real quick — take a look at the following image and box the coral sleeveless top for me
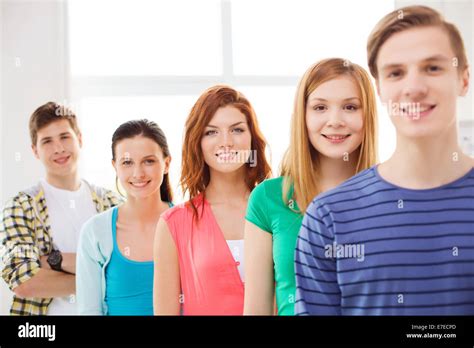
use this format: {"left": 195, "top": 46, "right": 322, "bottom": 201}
{"left": 161, "top": 194, "right": 244, "bottom": 315}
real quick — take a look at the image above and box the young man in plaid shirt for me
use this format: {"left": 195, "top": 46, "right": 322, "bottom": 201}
{"left": 0, "top": 102, "right": 122, "bottom": 315}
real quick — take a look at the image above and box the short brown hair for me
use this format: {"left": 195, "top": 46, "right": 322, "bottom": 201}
{"left": 29, "top": 102, "right": 81, "bottom": 145}
{"left": 367, "top": 5, "right": 468, "bottom": 79}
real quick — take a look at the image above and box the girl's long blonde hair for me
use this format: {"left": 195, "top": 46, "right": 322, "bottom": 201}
{"left": 280, "top": 58, "right": 378, "bottom": 213}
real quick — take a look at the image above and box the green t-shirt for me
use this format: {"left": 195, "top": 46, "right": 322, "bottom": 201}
{"left": 245, "top": 176, "right": 303, "bottom": 316}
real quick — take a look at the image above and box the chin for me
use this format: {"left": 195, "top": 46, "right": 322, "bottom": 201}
{"left": 209, "top": 163, "right": 246, "bottom": 174}
{"left": 128, "top": 184, "right": 158, "bottom": 194}
{"left": 398, "top": 124, "right": 445, "bottom": 139}
{"left": 51, "top": 167, "right": 75, "bottom": 177}
{"left": 323, "top": 152, "right": 352, "bottom": 160}
{"left": 126, "top": 191, "right": 152, "bottom": 199}
{"left": 317, "top": 146, "right": 355, "bottom": 160}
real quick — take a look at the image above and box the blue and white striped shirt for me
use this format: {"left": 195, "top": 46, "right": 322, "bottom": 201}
{"left": 295, "top": 165, "right": 474, "bottom": 315}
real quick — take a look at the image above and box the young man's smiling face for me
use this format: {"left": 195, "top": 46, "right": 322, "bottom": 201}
{"left": 376, "top": 26, "right": 469, "bottom": 139}
{"left": 32, "top": 119, "right": 82, "bottom": 178}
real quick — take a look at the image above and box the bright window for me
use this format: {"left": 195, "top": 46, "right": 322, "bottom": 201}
{"left": 232, "top": 0, "right": 395, "bottom": 76}
{"left": 68, "top": 0, "right": 396, "bottom": 199}
{"left": 69, "top": 0, "right": 222, "bottom": 76}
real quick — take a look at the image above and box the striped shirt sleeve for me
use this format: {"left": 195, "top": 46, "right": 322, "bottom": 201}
{"left": 294, "top": 201, "right": 341, "bottom": 315}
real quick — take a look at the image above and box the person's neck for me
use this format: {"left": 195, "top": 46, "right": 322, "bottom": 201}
{"left": 121, "top": 192, "right": 166, "bottom": 224}
{"left": 380, "top": 127, "right": 473, "bottom": 189}
{"left": 318, "top": 150, "right": 359, "bottom": 192}
{"left": 45, "top": 172, "right": 81, "bottom": 191}
{"left": 205, "top": 168, "right": 250, "bottom": 205}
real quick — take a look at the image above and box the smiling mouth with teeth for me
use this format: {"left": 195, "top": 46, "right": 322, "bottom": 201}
{"left": 322, "top": 134, "right": 351, "bottom": 140}
{"left": 53, "top": 155, "right": 71, "bottom": 164}
{"left": 129, "top": 180, "right": 151, "bottom": 187}
{"left": 215, "top": 151, "right": 239, "bottom": 157}
{"left": 400, "top": 104, "right": 436, "bottom": 117}
{"left": 215, "top": 151, "right": 239, "bottom": 161}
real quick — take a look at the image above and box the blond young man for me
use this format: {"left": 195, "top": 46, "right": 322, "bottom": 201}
{"left": 295, "top": 5, "right": 473, "bottom": 315}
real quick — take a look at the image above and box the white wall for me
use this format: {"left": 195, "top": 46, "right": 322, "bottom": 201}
{"left": 0, "top": 0, "right": 5, "bottom": 315}
{"left": 1, "top": 0, "right": 68, "bottom": 204}
{"left": 0, "top": 0, "right": 68, "bottom": 314}
{"left": 0, "top": 0, "right": 3, "bottom": 210}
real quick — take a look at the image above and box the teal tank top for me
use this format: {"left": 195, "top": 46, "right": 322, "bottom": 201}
{"left": 104, "top": 206, "right": 154, "bottom": 316}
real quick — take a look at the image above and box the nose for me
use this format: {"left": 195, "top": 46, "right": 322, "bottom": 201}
{"left": 401, "top": 69, "right": 428, "bottom": 101}
{"left": 219, "top": 131, "right": 233, "bottom": 149}
{"left": 326, "top": 109, "right": 345, "bottom": 128}
{"left": 132, "top": 164, "right": 145, "bottom": 178}
{"left": 52, "top": 139, "right": 65, "bottom": 154}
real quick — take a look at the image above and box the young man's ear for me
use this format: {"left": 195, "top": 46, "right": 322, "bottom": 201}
{"left": 77, "top": 132, "right": 83, "bottom": 148}
{"left": 31, "top": 144, "right": 40, "bottom": 159}
{"left": 459, "top": 67, "right": 470, "bottom": 96}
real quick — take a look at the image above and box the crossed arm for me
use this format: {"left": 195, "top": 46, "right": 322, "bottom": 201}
{"left": 1, "top": 199, "right": 76, "bottom": 299}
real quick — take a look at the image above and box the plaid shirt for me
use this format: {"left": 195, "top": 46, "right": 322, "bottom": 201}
{"left": 0, "top": 181, "right": 122, "bottom": 315}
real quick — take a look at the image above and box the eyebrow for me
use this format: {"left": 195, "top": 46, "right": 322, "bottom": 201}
{"left": 119, "top": 154, "right": 157, "bottom": 161}
{"left": 424, "top": 55, "right": 450, "bottom": 63}
{"left": 40, "top": 132, "right": 71, "bottom": 142}
{"left": 380, "top": 55, "right": 450, "bottom": 71}
{"left": 206, "top": 121, "right": 245, "bottom": 129}
{"left": 309, "top": 97, "right": 361, "bottom": 102}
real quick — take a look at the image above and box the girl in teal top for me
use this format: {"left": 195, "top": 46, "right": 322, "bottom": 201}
{"left": 245, "top": 177, "right": 302, "bottom": 315}
{"left": 105, "top": 206, "right": 154, "bottom": 315}
{"left": 244, "top": 58, "right": 378, "bottom": 315}
{"left": 77, "top": 119, "right": 173, "bottom": 315}
{"left": 105, "top": 202, "right": 173, "bottom": 315}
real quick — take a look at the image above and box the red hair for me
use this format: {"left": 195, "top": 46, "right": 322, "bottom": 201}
{"left": 180, "top": 85, "right": 272, "bottom": 219}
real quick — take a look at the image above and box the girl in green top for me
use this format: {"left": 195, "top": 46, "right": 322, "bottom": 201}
{"left": 244, "top": 58, "right": 378, "bottom": 315}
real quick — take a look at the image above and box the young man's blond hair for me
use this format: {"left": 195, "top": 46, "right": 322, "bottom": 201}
{"left": 367, "top": 5, "right": 468, "bottom": 79}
